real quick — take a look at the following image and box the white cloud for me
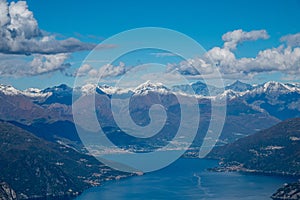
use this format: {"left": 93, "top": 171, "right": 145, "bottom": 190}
{"left": 0, "top": 0, "right": 97, "bottom": 55}
{"left": 29, "top": 53, "right": 71, "bottom": 75}
{"left": 0, "top": 0, "right": 11, "bottom": 27}
{"left": 75, "top": 64, "right": 93, "bottom": 77}
{"left": 280, "top": 33, "right": 300, "bottom": 47}
{"left": 240, "top": 46, "right": 300, "bottom": 75}
{"left": 8, "top": 1, "right": 40, "bottom": 39}
{"left": 0, "top": 53, "right": 71, "bottom": 76}
{"left": 70, "top": 62, "right": 128, "bottom": 79}
{"left": 222, "top": 29, "right": 269, "bottom": 50}
{"left": 167, "top": 30, "right": 300, "bottom": 80}
{"left": 98, "top": 62, "right": 127, "bottom": 78}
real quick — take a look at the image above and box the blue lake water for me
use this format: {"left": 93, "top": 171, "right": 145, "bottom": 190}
{"left": 76, "top": 158, "right": 297, "bottom": 200}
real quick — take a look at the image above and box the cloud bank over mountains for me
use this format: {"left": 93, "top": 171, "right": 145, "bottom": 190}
{"left": 168, "top": 30, "right": 300, "bottom": 80}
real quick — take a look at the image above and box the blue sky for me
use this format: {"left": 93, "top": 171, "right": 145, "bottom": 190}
{"left": 25, "top": 0, "right": 300, "bottom": 50}
{"left": 1, "top": 0, "right": 300, "bottom": 89}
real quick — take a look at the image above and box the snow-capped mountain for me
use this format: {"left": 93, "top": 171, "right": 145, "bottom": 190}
{"left": 41, "top": 84, "right": 73, "bottom": 105}
{"left": 216, "top": 89, "right": 242, "bottom": 100}
{"left": 172, "top": 81, "right": 222, "bottom": 96}
{"left": 225, "top": 80, "right": 253, "bottom": 92}
{"left": 239, "top": 81, "right": 300, "bottom": 120}
{"left": 0, "top": 84, "right": 23, "bottom": 96}
{"left": 213, "top": 81, "right": 300, "bottom": 101}
{"left": 133, "top": 81, "right": 170, "bottom": 95}
{"left": 2, "top": 80, "right": 300, "bottom": 100}
{"left": 248, "top": 81, "right": 300, "bottom": 95}
{"left": 0, "top": 84, "right": 51, "bottom": 98}
{"left": 78, "top": 83, "right": 98, "bottom": 95}
{"left": 1, "top": 80, "right": 299, "bottom": 144}
{"left": 75, "top": 83, "right": 118, "bottom": 96}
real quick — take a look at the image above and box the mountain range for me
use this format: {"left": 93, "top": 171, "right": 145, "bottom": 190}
{"left": 1, "top": 80, "right": 299, "bottom": 147}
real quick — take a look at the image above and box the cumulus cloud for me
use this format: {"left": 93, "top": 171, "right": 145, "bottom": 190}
{"left": 87, "top": 62, "right": 127, "bottom": 79}
{"left": 98, "top": 62, "right": 127, "bottom": 78}
{"left": 166, "top": 56, "right": 215, "bottom": 76}
{"left": 167, "top": 30, "right": 300, "bottom": 79}
{"left": 73, "top": 64, "right": 93, "bottom": 77}
{"left": 0, "top": 0, "right": 98, "bottom": 55}
{"left": 0, "top": 53, "right": 71, "bottom": 76}
{"left": 68, "top": 62, "right": 128, "bottom": 79}
{"left": 280, "top": 33, "right": 300, "bottom": 47}
{"left": 222, "top": 29, "right": 269, "bottom": 50}
{"left": 29, "top": 53, "right": 71, "bottom": 75}
{"left": 209, "top": 45, "right": 300, "bottom": 76}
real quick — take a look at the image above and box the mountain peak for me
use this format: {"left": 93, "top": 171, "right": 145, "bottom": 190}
{"left": 43, "top": 84, "right": 72, "bottom": 93}
{"left": 225, "top": 80, "right": 253, "bottom": 92}
{"left": 260, "top": 81, "right": 295, "bottom": 93}
{"left": 98, "top": 84, "right": 123, "bottom": 95}
{"left": 191, "top": 81, "right": 207, "bottom": 86}
{"left": 79, "top": 83, "right": 98, "bottom": 95}
{"left": 0, "top": 84, "right": 51, "bottom": 98}
{"left": 0, "top": 84, "right": 21, "bottom": 96}
{"left": 134, "top": 81, "right": 170, "bottom": 95}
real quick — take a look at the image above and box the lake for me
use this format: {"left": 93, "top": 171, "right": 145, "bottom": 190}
{"left": 76, "top": 158, "right": 297, "bottom": 200}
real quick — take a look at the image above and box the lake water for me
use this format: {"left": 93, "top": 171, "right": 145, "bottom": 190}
{"left": 76, "top": 158, "right": 297, "bottom": 200}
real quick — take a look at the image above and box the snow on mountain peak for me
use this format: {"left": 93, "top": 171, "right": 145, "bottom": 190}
{"left": 0, "top": 84, "right": 22, "bottom": 96}
{"left": 225, "top": 80, "right": 253, "bottom": 92}
{"left": 98, "top": 84, "right": 126, "bottom": 95}
{"left": 23, "top": 88, "right": 52, "bottom": 98}
{"left": 133, "top": 81, "right": 170, "bottom": 95}
{"left": 216, "top": 89, "right": 240, "bottom": 100}
{"left": 244, "top": 81, "right": 300, "bottom": 98}
{"left": 78, "top": 83, "right": 130, "bottom": 96}
{"left": 1, "top": 80, "right": 300, "bottom": 99}
{"left": 80, "top": 83, "right": 98, "bottom": 95}
{"left": 0, "top": 84, "right": 51, "bottom": 98}
{"left": 262, "top": 81, "right": 296, "bottom": 93}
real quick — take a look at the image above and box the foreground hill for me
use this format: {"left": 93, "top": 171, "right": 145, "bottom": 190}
{"left": 207, "top": 118, "right": 300, "bottom": 200}
{"left": 0, "top": 121, "right": 134, "bottom": 200}
{"left": 208, "top": 118, "right": 300, "bottom": 176}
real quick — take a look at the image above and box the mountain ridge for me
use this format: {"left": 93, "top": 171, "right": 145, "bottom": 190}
{"left": 2, "top": 80, "right": 300, "bottom": 99}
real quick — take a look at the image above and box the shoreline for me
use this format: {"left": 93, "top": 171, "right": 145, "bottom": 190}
{"left": 208, "top": 164, "right": 300, "bottom": 178}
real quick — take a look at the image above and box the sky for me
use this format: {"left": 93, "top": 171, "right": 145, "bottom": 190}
{"left": 1, "top": 0, "right": 300, "bottom": 89}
